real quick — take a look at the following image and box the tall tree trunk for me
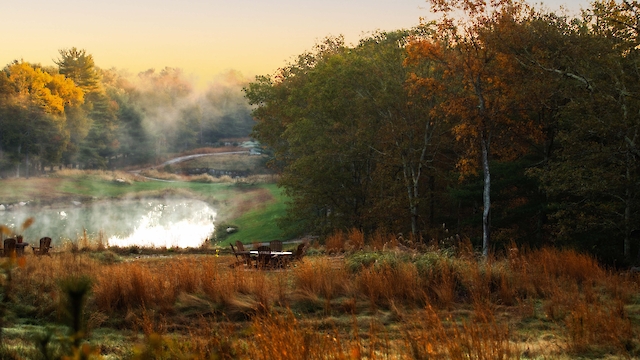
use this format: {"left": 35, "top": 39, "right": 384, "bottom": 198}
{"left": 624, "top": 151, "right": 632, "bottom": 262}
{"left": 481, "top": 132, "right": 491, "bottom": 257}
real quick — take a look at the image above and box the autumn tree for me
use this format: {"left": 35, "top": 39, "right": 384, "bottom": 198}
{"left": 0, "top": 61, "right": 83, "bottom": 176}
{"left": 408, "top": 0, "right": 543, "bottom": 255}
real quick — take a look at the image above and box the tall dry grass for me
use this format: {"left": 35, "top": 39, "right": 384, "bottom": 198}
{"left": 324, "top": 230, "right": 346, "bottom": 254}
{"left": 404, "top": 304, "right": 517, "bottom": 359}
{"left": 354, "top": 261, "right": 424, "bottom": 310}
{"left": 52, "top": 168, "right": 140, "bottom": 183}
{"left": 2, "top": 241, "right": 639, "bottom": 358}
{"left": 138, "top": 169, "right": 183, "bottom": 181}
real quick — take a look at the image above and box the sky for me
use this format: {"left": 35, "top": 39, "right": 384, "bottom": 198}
{"left": 2, "top": 0, "right": 592, "bottom": 86}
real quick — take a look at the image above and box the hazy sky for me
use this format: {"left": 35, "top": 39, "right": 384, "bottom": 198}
{"left": 3, "top": 0, "right": 591, "bottom": 85}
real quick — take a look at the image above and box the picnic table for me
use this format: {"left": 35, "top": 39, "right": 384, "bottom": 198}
{"left": 243, "top": 250, "right": 293, "bottom": 256}
{"left": 235, "top": 249, "right": 293, "bottom": 269}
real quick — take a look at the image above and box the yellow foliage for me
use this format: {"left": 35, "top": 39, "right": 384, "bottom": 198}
{"left": 6, "top": 61, "right": 84, "bottom": 114}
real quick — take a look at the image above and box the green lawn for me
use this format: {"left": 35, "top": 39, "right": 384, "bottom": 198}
{"left": 220, "top": 183, "right": 289, "bottom": 245}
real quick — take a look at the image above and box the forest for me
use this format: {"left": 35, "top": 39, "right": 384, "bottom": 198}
{"left": 244, "top": 0, "right": 640, "bottom": 266}
{"left": 0, "top": 49, "right": 256, "bottom": 176}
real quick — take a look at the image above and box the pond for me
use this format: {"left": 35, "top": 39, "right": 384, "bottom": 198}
{"left": 0, "top": 198, "right": 216, "bottom": 248}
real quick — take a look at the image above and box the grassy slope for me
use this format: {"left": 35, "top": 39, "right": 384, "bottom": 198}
{"left": 220, "top": 183, "right": 288, "bottom": 245}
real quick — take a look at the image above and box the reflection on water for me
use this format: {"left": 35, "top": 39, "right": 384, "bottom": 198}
{"left": 0, "top": 198, "right": 216, "bottom": 248}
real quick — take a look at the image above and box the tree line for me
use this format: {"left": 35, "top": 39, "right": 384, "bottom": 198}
{"left": 0, "top": 48, "right": 255, "bottom": 176}
{"left": 244, "top": 0, "right": 640, "bottom": 265}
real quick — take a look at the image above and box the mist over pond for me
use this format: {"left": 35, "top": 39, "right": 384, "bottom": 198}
{"left": 0, "top": 198, "right": 216, "bottom": 248}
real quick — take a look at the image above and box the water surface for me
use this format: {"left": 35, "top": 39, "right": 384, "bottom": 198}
{"left": 0, "top": 198, "right": 216, "bottom": 248}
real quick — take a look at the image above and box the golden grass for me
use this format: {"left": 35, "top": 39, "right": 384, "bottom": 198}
{"left": 138, "top": 169, "right": 184, "bottom": 181}
{"left": 404, "top": 304, "right": 517, "bottom": 359}
{"left": 52, "top": 168, "right": 141, "bottom": 183}
{"left": 2, "top": 243, "right": 639, "bottom": 359}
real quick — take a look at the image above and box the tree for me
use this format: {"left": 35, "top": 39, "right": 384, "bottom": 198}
{"left": 358, "top": 28, "right": 449, "bottom": 237}
{"left": 55, "top": 48, "right": 124, "bottom": 169}
{"left": 246, "top": 36, "right": 379, "bottom": 235}
{"left": 78, "top": 91, "right": 119, "bottom": 168}
{"left": 0, "top": 61, "right": 82, "bottom": 175}
{"left": 246, "top": 31, "right": 450, "bottom": 238}
{"left": 519, "top": 1, "right": 640, "bottom": 263}
{"left": 407, "top": 0, "right": 542, "bottom": 255}
{"left": 55, "top": 48, "right": 100, "bottom": 93}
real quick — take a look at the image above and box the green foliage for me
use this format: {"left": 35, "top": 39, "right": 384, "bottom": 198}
{"left": 243, "top": 1, "right": 640, "bottom": 264}
{"left": 55, "top": 48, "right": 100, "bottom": 93}
{"left": 246, "top": 29, "right": 445, "bottom": 238}
{"left": 345, "top": 250, "right": 452, "bottom": 275}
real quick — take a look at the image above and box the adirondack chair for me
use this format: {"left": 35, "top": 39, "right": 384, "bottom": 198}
{"left": 32, "top": 237, "right": 52, "bottom": 256}
{"left": 293, "top": 242, "right": 309, "bottom": 261}
{"left": 234, "top": 241, "right": 253, "bottom": 268}
{"left": 3, "top": 238, "right": 16, "bottom": 257}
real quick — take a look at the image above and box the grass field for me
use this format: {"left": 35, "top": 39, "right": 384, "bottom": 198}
{"left": 0, "top": 236, "right": 638, "bottom": 359}
{"left": 2, "top": 170, "right": 640, "bottom": 359}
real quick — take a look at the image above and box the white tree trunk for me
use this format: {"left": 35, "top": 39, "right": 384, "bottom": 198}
{"left": 481, "top": 134, "right": 491, "bottom": 257}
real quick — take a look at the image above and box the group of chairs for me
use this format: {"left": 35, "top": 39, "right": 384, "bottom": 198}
{"left": 230, "top": 240, "right": 308, "bottom": 269}
{"left": 0, "top": 237, "right": 52, "bottom": 257}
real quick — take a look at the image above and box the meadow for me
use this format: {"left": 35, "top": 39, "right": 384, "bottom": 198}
{"left": 0, "top": 234, "right": 639, "bottom": 359}
{"left": 1, "top": 170, "right": 639, "bottom": 359}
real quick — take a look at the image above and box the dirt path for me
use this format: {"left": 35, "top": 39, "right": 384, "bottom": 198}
{"left": 159, "top": 151, "right": 249, "bottom": 166}
{"left": 129, "top": 150, "right": 250, "bottom": 182}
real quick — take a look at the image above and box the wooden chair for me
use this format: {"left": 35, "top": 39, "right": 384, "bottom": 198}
{"left": 256, "top": 245, "right": 272, "bottom": 269}
{"left": 3, "top": 238, "right": 16, "bottom": 258}
{"left": 32, "top": 237, "right": 52, "bottom": 256}
{"left": 230, "top": 244, "right": 252, "bottom": 268}
{"left": 230, "top": 244, "right": 242, "bottom": 268}
{"left": 234, "top": 241, "right": 253, "bottom": 268}
{"left": 293, "top": 242, "right": 309, "bottom": 261}
{"left": 269, "top": 240, "right": 283, "bottom": 252}
{"left": 273, "top": 242, "right": 308, "bottom": 269}
{"left": 235, "top": 241, "right": 246, "bottom": 252}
